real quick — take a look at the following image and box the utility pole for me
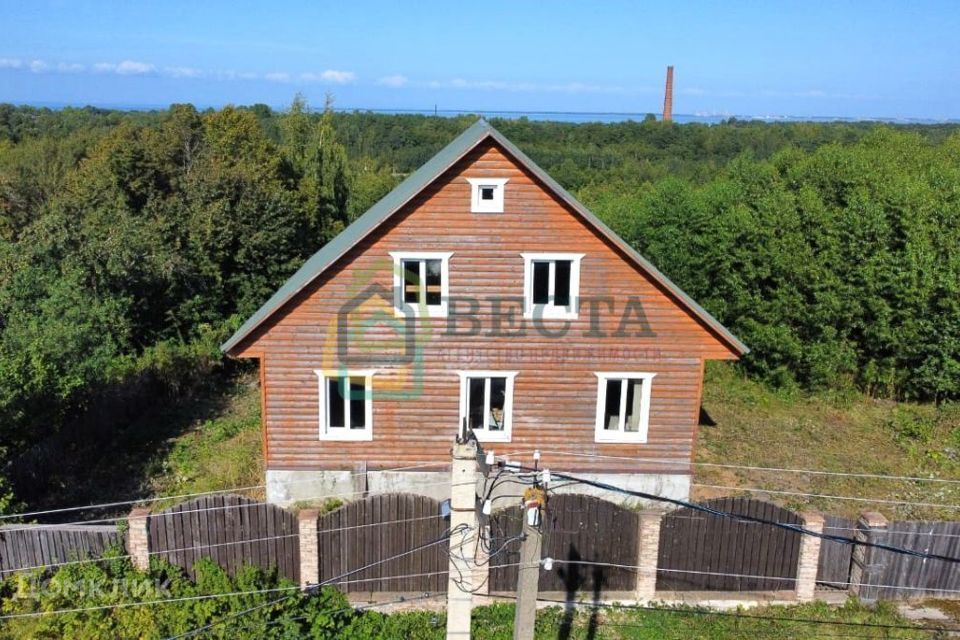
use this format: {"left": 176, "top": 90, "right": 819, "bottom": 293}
{"left": 446, "top": 435, "right": 480, "bottom": 640}
{"left": 513, "top": 485, "right": 545, "bottom": 640}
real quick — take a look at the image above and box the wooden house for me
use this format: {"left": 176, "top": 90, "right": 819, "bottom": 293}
{"left": 222, "top": 120, "right": 747, "bottom": 505}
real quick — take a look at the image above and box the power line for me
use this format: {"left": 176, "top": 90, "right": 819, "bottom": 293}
{"left": 509, "top": 465, "right": 960, "bottom": 564}
{"left": 543, "top": 449, "right": 960, "bottom": 485}
{"left": 692, "top": 483, "right": 960, "bottom": 510}
{"left": 0, "top": 458, "right": 457, "bottom": 522}
{"left": 0, "top": 511, "right": 448, "bottom": 575}
{"left": 0, "top": 478, "right": 475, "bottom": 533}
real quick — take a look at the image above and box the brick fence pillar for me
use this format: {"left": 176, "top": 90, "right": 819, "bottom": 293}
{"left": 126, "top": 507, "right": 151, "bottom": 571}
{"left": 635, "top": 510, "right": 664, "bottom": 602}
{"left": 795, "top": 511, "right": 824, "bottom": 602}
{"left": 298, "top": 509, "right": 320, "bottom": 590}
{"left": 849, "top": 511, "right": 888, "bottom": 602}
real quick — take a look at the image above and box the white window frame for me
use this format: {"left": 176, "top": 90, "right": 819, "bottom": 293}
{"left": 389, "top": 251, "right": 453, "bottom": 318}
{"left": 521, "top": 252, "right": 584, "bottom": 320}
{"left": 457, "top": 370, "right": 518, "bottom": 443}
{"left": 315, "top": 369, "right": 376, "bottom": 441}
{"left": 593, "top": 372, "right": 656, "bottom": 443}
{"left": 466, "top": 178, "right": 509, "bottom": 213}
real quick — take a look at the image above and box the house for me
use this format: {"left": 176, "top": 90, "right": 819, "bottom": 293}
{"left": 221, "top": 119, "right": 747, "bottom": 506}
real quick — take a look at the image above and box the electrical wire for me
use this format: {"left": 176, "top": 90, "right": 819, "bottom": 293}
{"left": 507, "top": 465, "right": 960, "bottom": 564}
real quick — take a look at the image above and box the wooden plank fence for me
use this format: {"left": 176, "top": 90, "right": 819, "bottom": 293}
{"left": 148, "top": 494, "right": 299, "bottom": 582}
{"left": 816, "top": 515, "right": 856, "bottom": 589}
{"left": 0, "top": 524, "right": 122, "bottom": 575}
{"left": 317, "top": 493, "right": 448, "bottom": 593}
{"left": 657, "top": 497, "right": 803, "bottom": 591}
{"left": 3, "top": 492, "right": 960, "bottom": 604}
{"left": 866, "top": 521, "right": 960, "bottom": 600}
{"left": 489, "top": 493, "right": 639, "bottom": 594}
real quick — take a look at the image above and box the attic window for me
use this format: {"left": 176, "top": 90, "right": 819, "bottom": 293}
{"left": 467, "top": 178, "right": 508, "bottom": 213}
{"left": 521, "top": 252, "right": 584, "bottom": 320}
{"left": 389, "top": 251, "right": 453, "bottom": 317}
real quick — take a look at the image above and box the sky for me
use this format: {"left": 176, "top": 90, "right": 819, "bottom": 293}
{"left": 1, "top": 0, "right": 958, "bottom": 120}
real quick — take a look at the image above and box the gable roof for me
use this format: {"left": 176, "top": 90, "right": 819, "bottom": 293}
{"left": 221, "top": 119, "right": 748, "bottom": 356}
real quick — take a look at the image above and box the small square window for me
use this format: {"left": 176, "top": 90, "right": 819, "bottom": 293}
{"left": 467, "top": 178, "right": 508, "bottom": 213}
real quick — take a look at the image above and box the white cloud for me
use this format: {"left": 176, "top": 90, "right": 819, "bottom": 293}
{"left": 115, "top": 60, "right": 155, "bottom": 75}
{"left": 300, "top": 69, "right": 356, "bottom": 84}
{"left": 265, "top": 71, "right": 291, "bottom": 83}
{"left": 164, "top": 66, "right": 204, "bottom": 79}
{"left": 427, "top": 77, "right": 626, "bottom": 94}
{"left": 0, "top": 58, "right": 23, "bottom": 69}
{"left": 377, "top": 74, "right": 408, "bottom": 88}
{"left": 56, "top": 62, "right": 85, "bottom": 73}
{"left": 29, "top": 59, "right": 49, "bottom": 73}
{"left": 93, "top": 60, "right": 155, "bottom": 75}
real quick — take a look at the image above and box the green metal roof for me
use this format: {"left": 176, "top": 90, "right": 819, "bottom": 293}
{"left": 221, "top": 118, "right": 748, "bottom": 356}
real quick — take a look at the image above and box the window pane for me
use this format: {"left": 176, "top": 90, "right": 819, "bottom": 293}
{"left": 403, "top": 259, "right": 420, "bottom": 304}
{"left": 327, "top": 377, "right": 345, "bottom": 428}
{"left": 349, "top": 377, "right": 366, "bottom": 429}
{"left": 480, "top": 186, "right": 495, "bottom": 200}
{"left": 425, "top": 259, "right": 442, "bottom": 306}
{"left": 554, "top": 260, "right": 571, "bottom": 306}
{"left": 603, "top": 379, "right": 622, "bottom": 431}
{"left": 624, "top": 379, "right": 643, "bottom": 432}
{"left": 488, "top": 377, "right": 506, "bottom": 431}
{"left": 532, "top": 261, "right": 550, "bottom": 304}
{"left": 467, "top": 377, "right": 485, "bottom": 431}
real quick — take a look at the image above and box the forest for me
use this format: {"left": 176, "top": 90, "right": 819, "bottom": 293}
{"left": 0, "top": 100, "right": 958, "bottom": 510}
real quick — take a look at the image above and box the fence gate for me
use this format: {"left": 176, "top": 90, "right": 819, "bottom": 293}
{"left": 489, "top": 493, "right": 639, "bottom": 594}
{"left": 148, "top": 494, "right": 299, "bottom": 582}
{"left": 657, "top": 497, "right": 802, "bottom": 591}
{"left": 317, "top": 493, "right": 448, "bottom": 593}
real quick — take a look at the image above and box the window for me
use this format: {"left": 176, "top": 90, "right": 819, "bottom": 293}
{"left": 389, "top": 251, "right": 452, "bottom": 317}
{"left": 458, "top": 371, "right": 518, "bottom": 443}
{"left": 315, "top": 370, "right": 376, "bottom": 441}
{"left": 522, "top": 253, "right": 584, "bottom": 319}
{"left": 467, "top": 178, "right": 508, "bottom": 213}
{"left": 594, "top": 372, "right": 655, "bottom": 443}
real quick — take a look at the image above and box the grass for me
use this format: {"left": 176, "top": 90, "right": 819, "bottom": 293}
{"left": 694, "top": 363, "right": 960, "bottom": 519}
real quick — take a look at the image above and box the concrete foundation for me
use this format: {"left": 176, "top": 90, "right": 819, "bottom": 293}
{"left": 266, "top": 468, "right": 690, "bottom": 508}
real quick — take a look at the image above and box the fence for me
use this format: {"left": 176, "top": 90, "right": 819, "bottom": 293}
{"left": 0, "top": 524, "right": 122, "bottom": 575}
{"left": 3, "top": 493, "right": 960, "bottom": 604}
{"left": 657, "top": 497, "right": 803, "bottom": 591}
{"left": 489, "top": 493, "right": 638, "bottom": 593}
{"left": 146, "top": 495, "right": 300, "bottom": 582}
{"left": 316, "top": 493, "right": 448, "bottom": 592}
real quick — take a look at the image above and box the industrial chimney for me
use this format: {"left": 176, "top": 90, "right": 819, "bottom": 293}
{"left": 662, "top": 65, "right": 674, "bottom": 122}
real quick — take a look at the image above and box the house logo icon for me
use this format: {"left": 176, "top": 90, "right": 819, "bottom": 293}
{"left": 337, "top": 282, "right": 417, "bottom": 367}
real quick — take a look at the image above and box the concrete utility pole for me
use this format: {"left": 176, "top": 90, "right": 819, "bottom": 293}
{"left": 512, "top": 491, "right": 545, "bottom": 640}
{"left": 446, "top": 439, "right": 479, "bottom": 640}
{"left": 663, "top": 65, "right": 674, "bottom": 122}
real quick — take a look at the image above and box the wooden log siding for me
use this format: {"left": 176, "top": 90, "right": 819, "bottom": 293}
{"left": 656, "top": 497, "right": 803, "bottom": 591}
{"left": 489, "top": 494, "right": 639, "bottom": 594}
{"left": 237, "top": 141, "right": 734, "bottom": 476}
{"left": 865, "top": 521, "right": 960, "bottom": 600}
{"left": 148, "top": 495, "right": 299, "bottom": 582}
{"left": 317, "top": 494, "right": 448, "bottom": 592}
{"left": 0, "top": 524, "right": 122, "bottom": 575}
{"left": 816, "top": 515, "right": 856, "bottom": 589}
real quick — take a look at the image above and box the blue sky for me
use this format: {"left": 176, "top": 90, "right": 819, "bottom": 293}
{"left": 1, "top": 0, "right": 958, "bottom": 119}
